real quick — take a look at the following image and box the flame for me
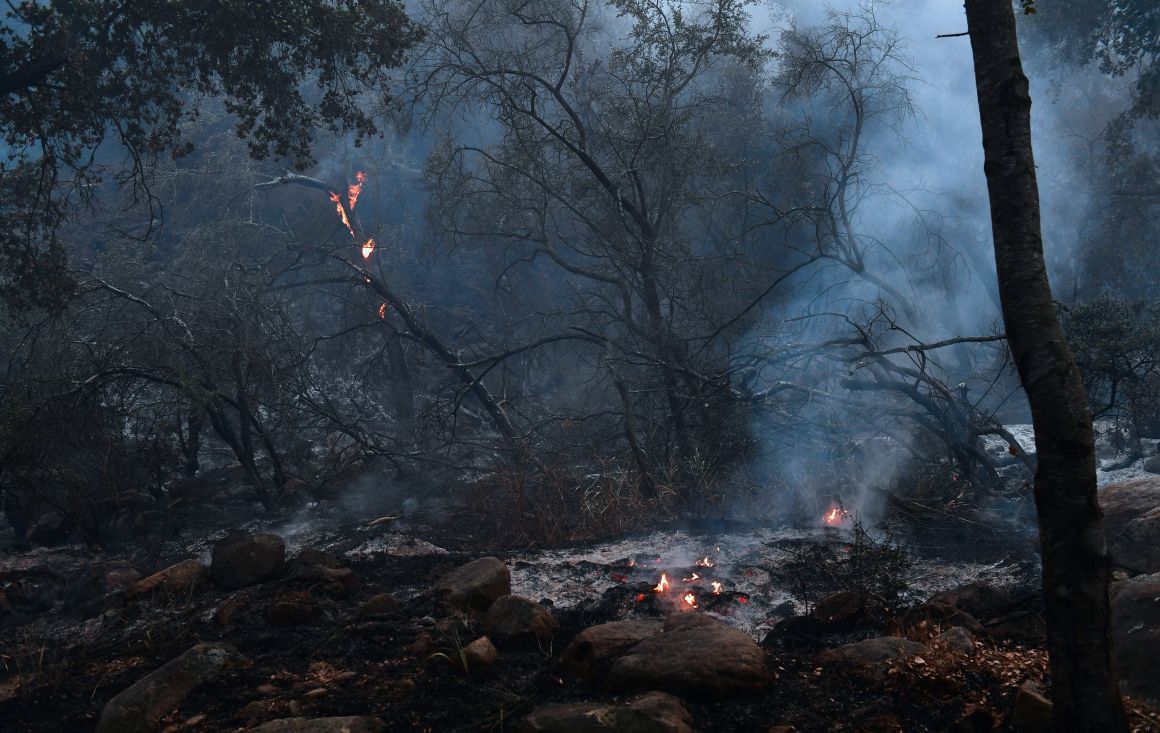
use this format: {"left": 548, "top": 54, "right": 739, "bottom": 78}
{"left": 654, "top": 573, "right": 669, "bottom": 593}
{"left": 627, "top": 559, "right": 636, "bottom": 568}
{"left": 330, "top": 192, "right": 354, "bottom": 236}
{"left": 361, "top": 238, "right": 376, "bottom": 260}
{"left": 683, "top": 593, "right": 697, "bottom": 608}
{"left": 682, "top": 572, "right": 700, "bottom": 583}
{"left": 348, "top": 170, "right": 367, "bottom": 210}
{"left": 695, "top": 557, "right": 714, "bottom": 568}
{"left": 711, "top": 580, "right": 723, "bottom": 594}
{"left": 823, "top": 506, "right": 848, "bottom": 526}
{"left": 378, "top": 303, "right": 387, "bottom": 320}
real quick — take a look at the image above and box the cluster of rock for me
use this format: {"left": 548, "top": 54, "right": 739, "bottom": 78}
{"left": 77, "top": 470, "right": 1160, "bottom": 733}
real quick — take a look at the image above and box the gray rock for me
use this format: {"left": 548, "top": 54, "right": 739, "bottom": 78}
{"left": 128, "top": 560, "right": 208, "bottom": 601}
{"left": 433, "top": 557, "right": 510, "bottom": 613}
{"left": 934, "top": 626, "right": 978, "bottom": 655}
{"left": 1011, "top": 681, "right": 1052, "bottom": 733}
{"left": 559, "top": 619, "right": 663, "bottom": 684}
{"left": 482, "top": 595, "right": 559, "bottom": 642}
{"left": 210, "top": 532, "right": 286, "bottom": 589}
{"left": 96, "top": 642, "right": 243, "bottom": 733}
{"left": 1101, "top": 478, "right": 1160, "bottom": 574}
{"left": 1111, "top": 571, "right": 1160, "bottom": 706}
{"left": 519, "top": 691, "right": 693, "bottom": 733}
{"left": 815, "top": 636, "right": 926, "bottom": 681}
{"left": 464, "top": 636, "right": 498, "bottom": 672}
{"left": 605, "top": 614, "right": 767, "bottom": 698}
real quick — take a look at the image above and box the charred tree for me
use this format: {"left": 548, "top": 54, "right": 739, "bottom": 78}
{"left": 963, "top": 1, "right": 1128, "bottom": 730}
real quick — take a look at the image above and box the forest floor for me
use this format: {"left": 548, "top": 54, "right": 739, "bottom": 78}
{"left": 2, "top": 495, "right": 1159, "bottom": 733}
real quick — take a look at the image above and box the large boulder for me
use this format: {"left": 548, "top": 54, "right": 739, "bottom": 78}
{"left": 96, "top": 642, "right": 243, "bottom": 733}
{"left": 1101, "top": 478, "right": 1160, "bottom": 574}
{"left": 519, "top": 692, "right": 693, "bottom": 733}
{"left": 560, "top": 619, "right": 663, "bottom": 684}
{"left": 815, "top": 636, "right": 926, "bottom": 681}
{"left": 128, "top": 560, "right": 208, "bottom": 601}
{"left": 210, "top": 532, "right": 287, "bottom": 589}
{"left": 604, "top": 614, "right": 767, "bottom": 699}
{"left": 433, "top": 557, "right": 510, "bottom": 613}
{"left": 251, "top": 718, "right": 384, "bottom": 733}
{"left": 482, "top": 595, "right": 559, "bottom": 642}
{"left": 1111, "top": 571, "right": 1160, "bottom": 706}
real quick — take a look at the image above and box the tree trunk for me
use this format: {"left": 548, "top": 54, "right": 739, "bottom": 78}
{"left": 963, "top": 2, "right": 1128, "bottom": 730}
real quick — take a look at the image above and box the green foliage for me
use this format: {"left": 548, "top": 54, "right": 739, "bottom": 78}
{"left": 0, "top": 0, "right": 422, "bottom": 309}
{"left": 1062, "top": 294, "right": 1160, "bottom": 434}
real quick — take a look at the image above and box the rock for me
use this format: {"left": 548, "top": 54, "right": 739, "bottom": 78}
{"left": 464, "top": 636, "right": 498, "bottom": 672}
{"left": 934, "top": 626, "right": 978, "bottom": 655}
{"left": 95, "top": 642, "right": 243, "bottom": 733}
{"left": 264, "top": 596, "right": 322, "bottom": 626}
{"left": 251, "top": 717, "right": 384, "bottom": 733}
{"left": 1111, "top": 571, "right": 1160, "bottom": 706}
{"left": 1011, "top": 681, "right": 1052, "bottom": 733}
{"left": 291, "top": 548, "right": 342, "bottom": 569}
{"left": 605, "top": 614, "right": 767, "bottom": 698}
{"left": 519, "top": 691, "right": 693, "bottom": 733}
{"left": 560, "top": 620, "right": 664, "bottom": 684}
{"left": 24, "top": 511, "right": 71, "bottom": 546}
{"left": 210, "top": 532, "right": 286, "bottom": 589}
{"left": 1101, "top": 477, "right": 1160, "bottom": 574}
{"left": 815, "top": 636, "right": 926, "bottom": 681}
{"left": 433, "top": 557, "right": 510, "bottom": 613}
{"left": 812, "top": 589, "right": 867, "bottom": 626}
{"left": 482, "top": 595, "right": 558, "bottom": 642}
{"left": 128, "top": 560, "right": 208, "bottom": 601}
{"left": 359, "top": 592, "right": 402, "bottom": 618}
{"left": 893, "top": 602, "right": 986, "bottom": 641}
{"left": 929, "top": 583, "right": 1012, "bottom": 619}
{"left": 1143, "top": 455, "right": 1160, "bottom": 474}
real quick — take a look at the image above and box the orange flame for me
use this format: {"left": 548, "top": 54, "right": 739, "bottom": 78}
{"left": 683, "top": 593, "right": 697, "bottom": 608}
{"left": 378, "top": 303, "right": 387, "bottom": 320}
{"left": 824, "top": 506, "right": 847, "bottom": 525}
{"left": 329, "top": 192, "right": 354, "bottom": 236}
{"left": 711, "top": 580, "right": 723, "bottom": 594}
{"left": 654, "top": 573, "right": 669, "bottom": 593}
{"left": 348, "top": 170, "right": 367, "bottom": 211}
{"left": 695, "top": 557, "right": 714, "bottom": 568}
{"left": 361, "top": 238, "right": 376, "bottom": 260}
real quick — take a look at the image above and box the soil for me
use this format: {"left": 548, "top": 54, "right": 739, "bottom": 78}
{"left": 2, "top": 509, "right": 1158, "bottom": 733}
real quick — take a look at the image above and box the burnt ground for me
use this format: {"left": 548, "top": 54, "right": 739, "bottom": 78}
{"left": 2, "top": 511, "right": 1159, "bottom": 733}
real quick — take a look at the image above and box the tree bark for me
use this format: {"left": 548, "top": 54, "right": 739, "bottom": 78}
{"left": 963, "top": 2, "right": 1128, "bottom": 730}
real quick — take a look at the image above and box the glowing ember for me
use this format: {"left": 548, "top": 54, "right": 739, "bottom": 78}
{"left": 683, "top": 593, "right": 697, "bottom": 607}
{"left": 362, "top": 238, "right": 376, "bottom": 260}
{"left": 635, "top": 593, "right": 646, "bottom": 603}
{"left": 711, "top": 580, "right": 723, "bottom": 594}
{"left": 378, "top": 303, "right": 387, "bottom": 320}
{"left": 654, "top": 573, "right": 669, "bottom": 593}
{"left": 626, "top": 559, "right": 636, "bottom": 567}
{"left": 695, "top": 557, "right": 714, "bottom": 568}
{"left": 737, "top": 596, "right": 748, "bottom": 604}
